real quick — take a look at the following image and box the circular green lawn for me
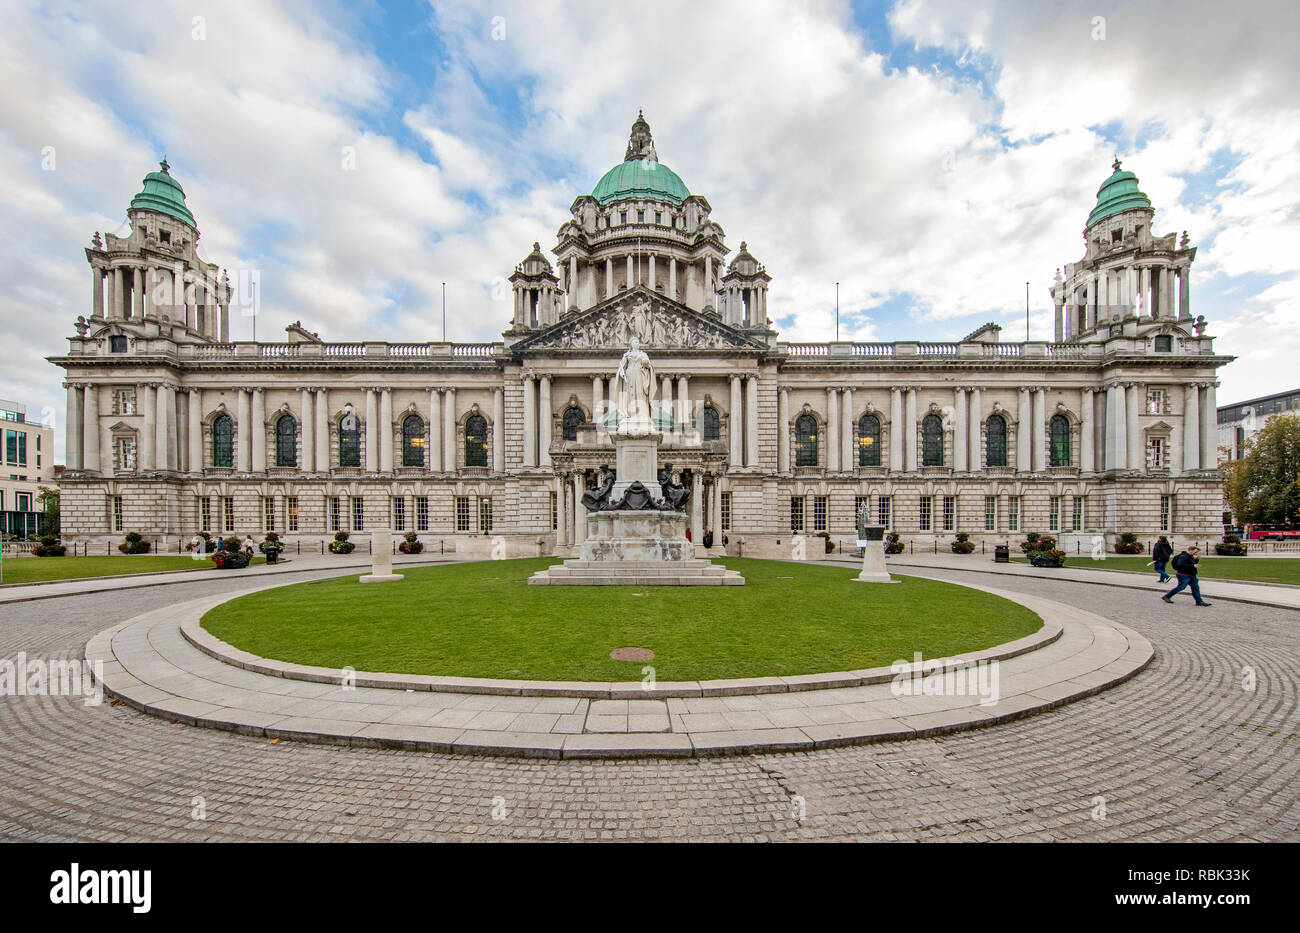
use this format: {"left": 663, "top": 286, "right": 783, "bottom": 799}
{"left": 200, "top": 557, "right": 1041, "bottom": 682}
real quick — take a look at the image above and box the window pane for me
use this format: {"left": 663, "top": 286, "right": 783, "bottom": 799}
{"left": 402, "top": 414, "right": 425, "bottom": 467}
{"left": 858, "top": 414, "right": 880, "bottom": 466}
{"left": 275, "top": 415, "right": 296, "bottom": 467}
{"left": 212, "top": 415, "right": 233, "bottom": 468}
{"left": 794, "top": 415, "right": 818, "bottom": 466}
{"left": 922, "top": 415, "right": 943, "bottom": 466}
{"left": 985, "top": 415, "right": 1006, "bottom": 467}
{"left": 1049, "top": 415, "right": 1070, "bottom": 466}
{"left": 465, "top": 415, "right": 488, "bottom": 467}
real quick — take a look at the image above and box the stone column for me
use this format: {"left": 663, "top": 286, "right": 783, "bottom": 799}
{"left": 188, "top": 389, "right": 202, "bottom": 474}
{"left": 494, "top": 387, "right": 505, "bottom": 471}
{"left": 605, "top": 258, "right": 614, "bottom": 299}
{"left": 826, "top": 388, "right": 839, "bottom": 472}
{"left": 1032, "top": 388, "right": 1047, "bottom": 472}
{"left": 65, "top": 383, "right": 83, "bottom": 471}
{"left": 745, "top": 375, "right": 759, "bottom": 467}
{"left": 729, "top": 375, "right": 743, "bottom": 467}
{"left": 648, "top": 254, "right": 656, "bottom": 291}
{"left": 1183, "top": 383, "right": 1200, "bottom": 472}
{"left": 777, "top": 387, "right": 790, "bottom": 472}
{"left": 625, "top": 254, "right": 633, "bottom": 290}
{"left": 1106, "top": 384, "right": 1127, "bottom": 471}
{"left": 568, "top": 256, "right": 578, "bottom": 309}
{"left": 968, "top": 387, "right": 981, "bottom": 469}
{"left": 110, "top": 267, "right": 123, "bottom": 320}
{"left": 159, "top": 384, "right": 176, "bottom": 470}
{"left": 379, "top": 388, "right": 393, "bottom": 472}
{"left": 954, "top": 388, "right": 968, "bottom": 472}
{"left": 890, "top": 388, "right": 903, "bottom": 471}
{"left": 428, "top": 388, "right": 442, "bottom": 471}
{"left": 364, "top": 388, "right": 378, "bottom": 472}
{"left": 1160, "top": 267, "right": 1172, "bottom": 318}
{"left": 91, "top": 267, "right": 104, "bottom": 319}
{"left": 555, "top": 476, "right": 568, "bottom": 547}
{"left": 1200, "top": 381, "right": 1217, "bottom": 468}
{"left": 572, "top": 473, "right": 587, "bottom": 547}
{"left": 711, "top": 477, "right": 723, "bottom": 541}
{"left": 904, "top": 388, "right": 917, "bottom": 472}
{"left": 1178, "top": 266, "right": 1191, "bottom": 319}
{"left": 522, "top": 375, "right": 537, "bottom": 468}
{"left": 1086, "top": 275, "right": 1097, "bottom": 331}
{"left": 690, "top": 471, "right": 703, "bottom": 544}
{"left": 1017, "top": 387, "right": 1032, "bottom": 472}
{"left": 1053, "top": 300, "right": 1064, "bottom": 342}
{"left": 140, "top": 384, "right": 157, "bottom": 471}
{"left": 300, "top": 388, "right": 314, "bottom": 473}
{"left": 315, "top": 388, "right": 329, "bottom": 472}
{"left": 705, "top": 256, "right": 713, "bottom": 302}
{"left": 841, "top": 387, "right": 854, "bottom": 471}
{"left": 592, "top": 375, "right": 604, "bottom": 428}
{"left": 252, "top": 387, "right": 266, "bottom": 472}
{"left": 661, "top": 374, "right": 673, "bottom": 429}
{"left": 1125, "top": 383, "right": 1141, "bottom": 471}
{"left": 83, "top": 385, "right": 100, "bottom": 472}
{"left": 669, "top": 257, "right": 677, "bottom": 301}
{"left": 677, "top": 374, "right": 689, "bottom": 430}
{"left": 1079, "top": 388, "right": 1094, "bottom": 472}
{"left": 443, "top": 387, "right": 456, "bottom": 472}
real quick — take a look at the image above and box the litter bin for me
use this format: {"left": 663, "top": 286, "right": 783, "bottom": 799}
{"left": 994, "top": 544, "right": 1010, "bottom": 563}
{"left": 266, "top": 548, "right": 279, "bottom": 565}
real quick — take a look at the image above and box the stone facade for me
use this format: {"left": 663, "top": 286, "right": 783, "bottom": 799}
{"left": 50, "top": 117, "right": 1232, "bottom": 555}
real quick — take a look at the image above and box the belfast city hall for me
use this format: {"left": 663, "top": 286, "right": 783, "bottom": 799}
{"left": 51, "top": 114, "right": 1231, "bottom": 557}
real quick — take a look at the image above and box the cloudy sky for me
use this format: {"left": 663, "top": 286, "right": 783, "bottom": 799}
{"left": 4, "top": 0, "right": 1298, "bottom": 461}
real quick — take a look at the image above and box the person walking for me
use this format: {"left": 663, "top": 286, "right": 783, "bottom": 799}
{"left": 1152, "top": 535, "right": 1173, "bottom": 583}
{"left": 1162, "top": 545, "right": 1211, "bottom": 607}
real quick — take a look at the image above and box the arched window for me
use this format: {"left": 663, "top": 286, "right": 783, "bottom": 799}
{"left": 858, "top": 414, "right": 881, "bottom": 466}
{"left": 212, "top": 414, "right": 233, "bottom": 468}
{"left": 985, "top": 414, "right": 1007, "bottom": 467}
{"left": 339, "top": 413, "right": 361, "bottom": 467}
{"left": 402, "top": 414, "right": 425, "bottom": 467}
{"left": 562, "top": 407, "right": 584, "bottom": 441}
{"left": 921, "top": 414, "right": 944, "bottom": 466}
{"left": 275, "top": 414, "right": 297, "bottom": 467}
{"left": 794, "top": 414, "right": 818, "bottom": 467}
{"left": 702, "top": 406, "right": 720, "bottom": 442}
{"left": 1050, "top": 414, "right": 1071, "bottom": 466}
{"left": 465, "top": 414, "right": 488, "bottom": 467}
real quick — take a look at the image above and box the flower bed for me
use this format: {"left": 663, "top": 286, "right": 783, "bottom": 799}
{"left": 329, "top": 531, "right": 355, "bottom": 555}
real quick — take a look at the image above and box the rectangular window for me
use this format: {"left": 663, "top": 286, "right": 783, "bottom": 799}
{"left": 116, "top": 389, "right": 136, "bottom": 415}
{"left": 812, "top": 495, "right": 828, "bottom": 532}
{"left": 116, "top": 436, "right": 136, "bottom": 471}
{"left": 1008, "top": 496, "right": 1020, "bottom": 533}
{"left": 111, "top": 495, "right": 123, "bottom": 532}
{"left": 1147, "top": 389, "right": 1165, "bottom": 414}
{"left": 790, "top": 496, "right": 805, "bottom": 533}
{"left": 263, "top": 496, "right": 276, "bottom": 532}
{"left": 1147, "top": 437, "right": 1169, "bottom": 471}
{"left": 351, "top": 496, "right": 364, "bottom": 532}
{"left": 328, "top": 496, "right": 341, "bottom": 532}
{"left": 391, "top": 496, "right": 406, "bottom": 532}
{"left": 415, "top": 496, "right": 429, "bottom": 532}
{"left": 1049, "top": 496, "right": 1060, "bottom": 532}
{"left": 876, "top": 495, "right": 892, "bottom": 530}
{"left": 478, "top": 497, "right": 493, "bottom": 533}
{"left": 286, "top": 496, "right": 299, "bottom": 532}
{"left": 200, "top": 496, "right": 212, "bottom": 532}
{"left": 919, "top": 495, "right": 933, "bottom": 532}
{"left": 942, "top": 496, "right": 955, "bottom": 532}
{"left": 550, "top": 491, "right": 557, "bottom": 531}
{"left": 456, "top": 496, "right": 471, "bottom": 532}
{"left": 223, "top": 496, "right": 234, "bottom": 532}
{"left": 984, "top": 495, "right": 997, "bottom": 531}
{"left": 1071, "top": 496, "right": 1083, "bottom": 532}
{"left": 1160, "top": 495, "right": 1173, "bottom": 532}
{"left": 721, "top": 492, "right": 731, "bottom": 532}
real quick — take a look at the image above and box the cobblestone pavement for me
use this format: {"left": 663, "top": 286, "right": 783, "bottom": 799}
{"left": 1, "top": 568, "right": 1295, "bottom": 841}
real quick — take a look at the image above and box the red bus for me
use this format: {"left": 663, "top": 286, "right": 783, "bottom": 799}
{"left": 1247, "top": 524, "right": 1300, "bottom": 541}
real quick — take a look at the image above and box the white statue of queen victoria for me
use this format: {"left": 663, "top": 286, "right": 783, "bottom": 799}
{"left": 612, "top": 336, "right": 656, "bottom": 434}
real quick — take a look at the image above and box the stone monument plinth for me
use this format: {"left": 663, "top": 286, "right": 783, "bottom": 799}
{"left": 853, "top": 524, "right": 896, "bottom": 584}
{"left": 359, "top": 528, "right": 404, "bottom": 583}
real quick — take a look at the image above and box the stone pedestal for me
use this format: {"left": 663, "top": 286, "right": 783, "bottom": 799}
{"left": 612, "top": 430, "right": 660, "bottom": 500}
{"left": 359, "top": 528, "right": 404, "bottom": 583}
{"left": 854, "top": 525, "right": 896, "bottom": 584}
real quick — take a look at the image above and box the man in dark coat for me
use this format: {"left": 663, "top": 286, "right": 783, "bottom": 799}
{"left": 1162, "top": 545, "right": 1211, "bottom": 607}
{"left": 1152, "top": 535, "right": 1173, "bottom": 583}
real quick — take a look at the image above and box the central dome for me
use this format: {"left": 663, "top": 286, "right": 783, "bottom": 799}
{"left": 1087, "top": 159, "right": 1151, "bottom": 227}
{"left": 592, "top": 159, "right": 690, "bottom": 205}
{"left": 129, "top": 159, "right": 197, "bottom": 227}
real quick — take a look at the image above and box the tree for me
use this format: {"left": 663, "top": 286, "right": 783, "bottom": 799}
{"left": 36, "top": 485, "right": 60, "bottom": 536}
{"left": 1222, "top": 413, "right": 1300, "bottom": 526}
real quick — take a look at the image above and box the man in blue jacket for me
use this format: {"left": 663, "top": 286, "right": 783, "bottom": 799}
{"left": 1162, "top": 545, "right": 1212, "bottom": 607}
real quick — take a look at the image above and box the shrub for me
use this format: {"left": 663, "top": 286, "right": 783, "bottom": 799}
{"left": 398, "top": 531, "right": 424, "bottom": 554}
{"left": 330, "top": 530, "right": 355, "bottom": 555}
{"left": 186, "top": 531, "right": 215, "bottom": 554}
{"left": 33, "top": 534, "right": 66, "bottom": 557}
{"left": 117, "top": 531, "right": 151, "bottom": 554}
{"left": 884, "top": 532, "right": 904, "bottom": 555}
{"left": 221, "top": 536, "right": 243, "bottom": 553}
{"left": 1018, "top": 532, "right": 1042, "bottom": 556}
{"left": 258, "top": 532, "right": 283, "bottom": 554}
{"left": 211, "top": 548, "right": 251, "bottom": 569}
{"left": 1214, "top": 534, "right": 1248, "bottom": 556}
{"left": 1114, "top": 532, "right": 1144, "bottom": 554}
{"left": 951, "top": 532, "right": 975, "bottom": 554}
{"left": 1023, "top": 533, "right": 1065, "bottom": 567}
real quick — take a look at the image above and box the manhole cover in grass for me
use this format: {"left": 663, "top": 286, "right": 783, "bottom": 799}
{"left": 610, "top": 647, "right": 655, "bottom": 662}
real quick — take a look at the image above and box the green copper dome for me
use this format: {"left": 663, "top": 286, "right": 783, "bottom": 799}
{"left": 129, "top": 159, "right": 197, "bottom": 227}
{"left": 1087, "top": 159, "right": 1151, "bottom": 226}
{"left": 592, "top": 158, "right": 690, "bottom": 205}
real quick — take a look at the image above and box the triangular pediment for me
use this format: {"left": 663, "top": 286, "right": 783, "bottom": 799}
{"left": 511, "top": 286, "right": 768, "bottom": 353}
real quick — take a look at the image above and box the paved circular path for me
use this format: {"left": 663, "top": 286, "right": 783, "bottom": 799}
{"left": 1, "top": 565, "right": 1296, "bottom": 841}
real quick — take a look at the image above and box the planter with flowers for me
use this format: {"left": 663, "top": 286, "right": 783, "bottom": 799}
{"left": 211, "top": 536, "right": 250, "bottom": 569}
{"left": 32, "top": 534, "right": 66, "bottom": 557}
{"left": 884, "top": 532, "right": 904, "bottom": 555}
{"left": 951, "top": 532, "right": 975, "bottom": 554}
{"left": 118, "top": 531, "right": 151, "bottom": 554}
{"left": 1114, "top": 532, "right": 1145, "bottom": 555}
{"left": 398, "top": 532, "right": 424, "bottom": 554}
{"left": 1022, "top": 532, "right": 1065, "bottom": 567}
{"left": 1215, "top": 534, "right": 1248, "bottom": 556}
{"left": 329, "top": 531, "right": 356, "bottom": 555}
